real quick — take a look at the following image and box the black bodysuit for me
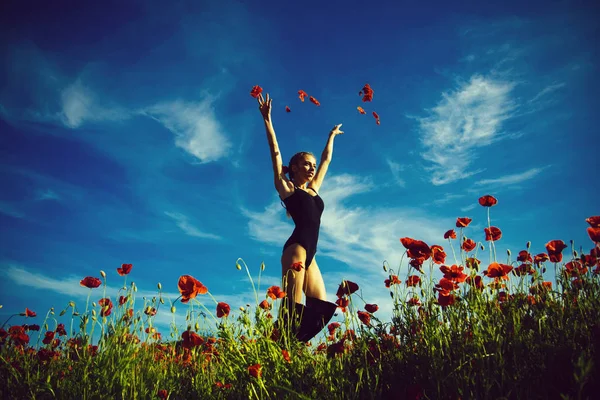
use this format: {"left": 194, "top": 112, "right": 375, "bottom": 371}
{"left": 282, "top": 186, "right": 325, "bottom": 269}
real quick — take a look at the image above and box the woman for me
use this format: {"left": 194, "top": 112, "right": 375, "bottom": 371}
{"left": 257, "top": 92, "right": 343, "bottom": 342}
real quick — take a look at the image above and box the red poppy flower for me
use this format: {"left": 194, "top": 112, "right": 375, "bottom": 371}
{"left": 336, "top": 297, "right": 350, "bottom": 312}
{"left": 437, "top": 291, "right": 456, "bottom": 307}
{"left": 376, "top": 119, "right": 381, "bottom": 125}
{"left": 534, "top": 253, "right": 549, "bottom": 264}
{"left": 182, "top": 330, "right": 204, "bottom": 348}
{"left": 585, "top": 216, "right": 600, "bottom": 228}
{"left": 216, "top": 302, "right": 230, "bottom": 318}
{"left": 365, "top": 304, "right": 379, "bottom": 313}
{"left": 119, "top": 295, "right": 128, "bottom": 306}
{"left": 42, "top": 330, "right": 55, "bottom": 345}
{"left": 478, "top": 195, "right": 498, "bottom": 207}
{"left": 259, "top": 299, "right": 271, "bottom": 310}
{"left": 431, "top": 245, "right": 446, "bottom": 264}
{"left": 266, "top": 285, "right": 286, "bottom": 300}
{"left": 99, "top": 298, "right": 113, "bottom": 317}
{"left": 466, "top": 275, "right": 484, "bottom": 290}
{"left": 157, "top": 389, "right": 168, "bottom": 399}
{"left": 327, "top": 338, "right": 347, "bottom": 358}
{"left": 360, "top": 84, "right": 374, "bottom": 102}
{"left": 517, "top": 250, "right": 532, "bottom": 263}
{"left": 564, "top": 260, "right": 588, "bottom": 277}
{"left": 298, "top": 90, "right": 308, "bottom": 102}
{"left": 462, "top": 238, "right": 476, "bottom": 252}
{"left": 248, "top": 363, "right": 262, "bottom": 378}
{"left": 178, "top": 275, "right": 208, "bottom": 304}
{"left": 285, "top": 106, "right": 291, "bottom": 112}
{"left": 406, "top": 275, "right": 421, "bottom": 287}
{"left": 357, "top": 310, "right": 371, "bottom": 325}
{"left": 407, "top": 297, "right": 421, "bottom": 306}
{"left": 372, "top": 111, "right": 380, "bottom": 125}
{"left": 440, "top": 265, "right": 468, "bottom": 283}
{"left": 465, "top": 257, "right": 481, "bottom": 271}
{"left": 117, "top": 263, "right": 132, "bottom": 276}
{"left": 587, "top": 227, "right": 600, "bottom": 243}
{"left": 409, "top": 258, "right": 425, "bottom": 271}
{"left": 444, "top": 229, "right": 456, "bottom": 239}
{"left": 56, "top": 324, "right": 66, "bottom": 336}
{"left": 336, "top": 280, "right": 359, "bottom": 298}
{"left": 144, "top": 306, "right": 156, "bottom": 316}
{"left": 484, "top": 226, "right": 502, "bottom": 241}
{"left": 282, "top": 349, "right": 291, "bottom": 363}
{"left": 435, "top": 277, "right": 459, "bottom": 293}
{"left": 328, "top": 322, "right": 341, "bottom": 335}
{"left": 22, "top": 308, "right": 36, "bottom": 318}
{"left": 545, "top": 240, "right": 567, "bottom": 263}
{"left": 400, "top": 238, "right": 432, "bottom": 260}
{"left": 291, "top": 261, "right": 303, "bottom": 271}
{"left": 456, "top": 217, "right": 472, "bottom": 228}
{"left": 309, "top": 96, "right": 320, "bottom": 106}
{"left": 514, "top": 263, "right": 535, "bottom": 276}
{"left": 357, "top": 106, "right": 366, "bottom": 114}
{"left": 483, "top": 262, "right": 513, "bottom": 280}
{"left": 250, "top": 85, "right": 263, "bottom": 98}
{"left": 384, "top": 275, "right": 402, "bottom": 288}
{"left": 80, "top": 277, "right": 102, "bottom": 289}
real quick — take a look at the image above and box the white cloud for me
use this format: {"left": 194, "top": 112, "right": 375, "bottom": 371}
{"left": 385, "top": 159, "right": 406, "bottom": 187}
{"left": 60, "top": 80, "right": 128, "bottom": 128}
{"left": 0, "top": 201, "right": 26, "bottom": 219}
{"left": 35, "top": 189, "right": 61, "bottom": 201}
{"left": 473, "top": 167, "right": 545, "bottom": 187}
{"left": 416, "top": 75, "right": 516, "bottom": 185}
{"left": 142, "top": 100, "right": 232, "bottom": 164}
{"left": 164, "top": 211, "right": 222, "bottom": 240}
{"left": 528, "top": 82, "right": 565, "bottom": 104}
{"left": 430, "top": 193, "right": 465, "bottom": 206}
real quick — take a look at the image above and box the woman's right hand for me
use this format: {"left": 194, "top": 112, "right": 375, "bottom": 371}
{"left": 257, "top": 93, "right": 272, "bottom": 121}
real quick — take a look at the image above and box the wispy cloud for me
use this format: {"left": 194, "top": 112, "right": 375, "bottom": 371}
{"left": 164, "top": 211, "right": 222, "bottom": 240}
{"left": 417, "top": 75, "right": 516, "bottom": 185}
{"left": 430, "top": 193, "right": 465, "bottom": 206}
{"left": 60, "top": 80, "right": 129, "bottom": 128}
{"left": 34, "top": 189, "right": 61, "bottom": 201}
{"left": 0, "top": 201, "right": 26, "bottom": 219}
{"left": 385, "top": 159, "right": 406, "bottom": 187}
{"left": 142, "top": 100, "right": 232, "bottom": 164}
{"left": 528, "top": 82, "right": 566, "bottom": 104}
{"left": 473, "top": 167, "right": 545, "bottom": 186}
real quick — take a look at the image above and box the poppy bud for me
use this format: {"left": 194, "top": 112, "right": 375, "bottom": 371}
{"left": 507, "top": 249, "right": 511, "bottom": 256}
{"left": 186, "top": 314, "right": 190, "bottom": 321}
{"left": 133, "top": 284, "right": 138, "bottom": 292}
{"left": 171, "top": 306, "right": 176, "bottom": 313}
{"left": 390, "top": 292, "right": 394, "bottom": 298}
{"left": 261, "top": 262, "right": 265, "bottom": 271}
{"left": 236, "top": 263, "right": 242, "bottom": 270}
{"left": 526, "top": 241, "right": 531, "bottom": 248}
{"left": 92, "top": 310, "right": 97, "bottom": 317}
{"left": 100, "top": 270, "right": 106, "bottom": 278}
{"left": 157, "top": 283, "right": 162, "bottom": 290}
{"left": 44, "top": 323, "right": 48, "bottom": 330}
{"left": 60, "top": 310, "right": 66, "bottom": 316}
{"left": 92, "top": 316, "right": 97, "bottom": 322}
{"left": 573, "top": 251, "right": 578, "bottom": 258}
{"left": 159, "top": 297, "right": 165, "bottom": 305}
{"left": 195, "top": 322, "right": 200, "bottom": 331}
{"left": 73, "top": 312, "right": 80, "bottom": 316}
{"left": 92, "top": 302, "right": 97, "bottom": 308}
{"left": 480, "top": 244, "right": 485, "bottom": 251}
{"left": 69, "top": 301, "right": 75, "bottom": 308}
{"left": 240, "top": 307, "right": 245, "bottom": 311}
{"left": 383, "top": 264, "right": 387, "bottom": 272}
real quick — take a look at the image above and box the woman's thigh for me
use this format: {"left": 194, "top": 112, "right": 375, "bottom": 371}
{"left": 303, "top": 257, "right": 326, "bottom": 300}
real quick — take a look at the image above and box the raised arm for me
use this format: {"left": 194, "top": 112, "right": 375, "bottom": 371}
{"left": 309, "top": 124, "right": 344, "bottom": 192}
{"left": 258, "top": 93, "right": 285, "bottom": 186}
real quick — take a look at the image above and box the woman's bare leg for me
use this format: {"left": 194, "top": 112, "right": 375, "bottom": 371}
{"left": 303, "top": 257, "right": 327, "bottom": 301}
{"left": 280, "top": 244, "right": 307, "bottom": 304}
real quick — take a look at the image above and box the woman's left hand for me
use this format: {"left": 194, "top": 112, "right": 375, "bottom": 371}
{"left": 330, "top": 123, "right": 344, "bottom": 136}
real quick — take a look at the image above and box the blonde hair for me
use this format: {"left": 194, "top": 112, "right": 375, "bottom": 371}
{"left": 282, "top": 151, "right": 315, "bottom": 218}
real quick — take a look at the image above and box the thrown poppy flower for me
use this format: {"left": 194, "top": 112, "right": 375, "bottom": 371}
{"left": 117, "top": 263, "right": 132, "bottom": 276}
{"left": 309, "top": 96, "right": 320, "bottom": 106}
{"left": 360, "top": 83, "right": 374, "bottom": 102}
{"left": 336, "top": 280, "right": 359, "bottom": 298}
{"left": 372, "top": 111, "right": 380, "bottom": 125}
{"left": 376, "top": 119, "right": 381, "bottom": 125}
{"left": 365, "top": 304, "right": 379, "bottom": 313}
{"left": 99, "top": 298, "right": 113, "bottom": 317}
{"left": 178, "top": 275, "right": 208, "bottom": 304}
{"left": 444, "top": 229, "right": 457, "bottom": 239}
{"left": 80, "top": 277, "right": 102, "bottom": 289}
{"left": 478, "top": 195, "right": 498, "bottom": 207}
{"left": 456, "top": 217, "right": 472, "bottom": 228}
{"left": 298, "top": 90, "right": 308, "bottom": 102}
{"left": 431, "top": 245, "right": 446, "bottom": 264}
{"left": 216, "top": 302, "right": 230, "bottom": 318}
{"left": 462, "top": 238, "right": 476, "bottom": 252}
{"left": 357, "top": 310, "right": 371, "bottom": 325}
{"left": 357, "top": 106, "right": 366, "bottom": 114}
{"left": 250, "top": 85, "right": 263, "bottom": 98}
{"left": 586, "top": 216, "right": 600, "bottom": 228}
{"left": 545, "top": 240, "right": 567, "bottom": 263}
{"left": 484, "top": 226, "right": 502, "bottom": 241}
{"left": 291, "top": 261, "right": 303, "bottom": 271}
{"left": 266, "top": 285, "right": 286, "bottom": 300}
{"left": 285, "top": 106, "right": 291, "bottom": 112}
{"left": 248, "top": 363, "right": 262, "bottom": 378}
{"left": 406, "top": 275, "right": 421, "bottom": 287}
{"left": 587, "top": 227, "right": 600, "bottom": 243}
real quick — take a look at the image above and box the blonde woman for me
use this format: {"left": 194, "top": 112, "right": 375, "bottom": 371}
{"left": 258, "top": 92, "right": 343, "bottom": 341}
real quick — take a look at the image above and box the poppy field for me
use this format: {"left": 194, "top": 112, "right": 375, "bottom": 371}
{"left": 1, "top": 196, "right": 599, "bottom": 399}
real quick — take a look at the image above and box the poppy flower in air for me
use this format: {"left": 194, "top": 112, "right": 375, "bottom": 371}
{"left": 462, "top": 238, "right": 477, "bottom": 252}
{"left": 365, "top": 304, "right": 379, "bottom": 313}
{"left": 117, "top": 263, "right": 132, "bottom": 276}
{"left": 587, "top": 227, "right": 600, "bottom": 243}
{"left": 248, "top": 363, "right": 262, "bottom": 378}
{"left": 285, "top": 106, "right": 291, "bottom": 112}
{"left": 266, "top": 285, "right": 286, "bottom": 300}
{"left": 359, "top": 83, "right": 374, "bottom": 102}
{"left": 444, "top": 229, "right": 457, "bottom": 239}
{"left": 250, "top": 85, "right": 263, "bottom": 98}
{"left": 545, "top": 240, "right": 568, "bottom": 263}
{"left": 585, "top": 216, "right": 600, "bottom": 228}
{"left": 178, "top": 275, "right": 208, "bottom": 304}
{"left": 372, "top": 111, "right": 380, "bottom": 125}
{"left": 484, "top": 226, "right": 502, "bottom": 241}
{"left": 216, "top": 302, "right": 231, "bottom": 318}
{"left": 309, "top": 96, "right": 320, "bottom": 106}
{"left": 357, "top": 106, "right": 366, "bottom": 114}
{"left": 456, "top": 217, "right": 472, "bottom": 228}
{"left": 478, "top": 195, "right": 498, "bottom": 207}
{"left": 400, "top": 237, "right": 432, "bottom": 260}
{"left": 336, "top": 280, "right": 359, "bottom": 298}
{"left": 357, "top": 310, "right": 371, "bottom": 325}
{"left": 298, "top": 90, "right": 308, "bottom": 102}
{"left": 80, "top": 277, "right": 102, "bottom": 289}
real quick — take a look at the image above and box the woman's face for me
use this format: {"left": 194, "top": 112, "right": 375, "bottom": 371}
{"left": 294, "top": 155, "right": 317, "bottom": 181}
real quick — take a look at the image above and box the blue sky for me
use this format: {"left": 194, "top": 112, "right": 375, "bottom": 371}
{"left": 1, "top": 0, "right": 598, "bottom": 340}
